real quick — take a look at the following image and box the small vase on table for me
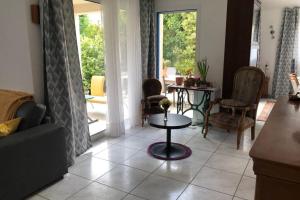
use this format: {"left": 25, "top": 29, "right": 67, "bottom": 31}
{"left": 164, "top": 109, "right": 168, "bottom": 122}
{"left": 159, "top": 98, "right": 172, "bottom": 122}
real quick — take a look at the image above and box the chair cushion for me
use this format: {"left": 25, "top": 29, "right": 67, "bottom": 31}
{"left": 146, "top": 95, "right": 166, "bottom": 102}
{"left": 220, "top": 99, "right": 247, "bottom": 107}
{"left": 144, "top": 106, "right": 164, "bottom": 114}
{"left": 209, "top": 112, "right": 254, "bottom": 130}
{"left": 91, "top": 76, "right": 105, "bottom": 96}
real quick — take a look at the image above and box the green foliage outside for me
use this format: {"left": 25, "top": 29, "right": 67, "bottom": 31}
{"left": 163, "top": 12, "right": 197, "bottom": 75}
{"left": 79, "top": 15, "right": 105, "bottom": 91}
{"left": 78, "top": 12, "right": 196, "bottom": 90}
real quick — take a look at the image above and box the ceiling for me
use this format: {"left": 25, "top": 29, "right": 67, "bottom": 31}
{"left": 262, "top": 0, "right": 300, "bottom": 8}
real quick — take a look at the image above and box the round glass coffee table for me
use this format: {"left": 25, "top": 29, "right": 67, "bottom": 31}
{"left": 148, "top": 113, "right": 192, "bottom": 160}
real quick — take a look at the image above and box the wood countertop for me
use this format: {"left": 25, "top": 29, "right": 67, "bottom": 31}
{"left": 250, "top": 96, "right": 300, "bottom": 169}
{"left": 250, "top": 96, "right": 300, "bottom": 199}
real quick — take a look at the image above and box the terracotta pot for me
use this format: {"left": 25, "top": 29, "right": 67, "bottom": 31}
{"left": 176, "top": 77, "right": 184, "bottom": 85}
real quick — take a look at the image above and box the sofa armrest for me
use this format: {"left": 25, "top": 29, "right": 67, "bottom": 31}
{"left": 0, "top": 124, "right": 65, "bottom": 150}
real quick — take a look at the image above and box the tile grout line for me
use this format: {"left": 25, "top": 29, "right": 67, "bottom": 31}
{"left": 121, "top": 193, "right": 148, "bottom": 200}
{"left": 37, "top": 194, "right": 50, "bottom": 200}
{"left": 67, "top": 172, "right": 96, "bottom": 182}
{"left": 66, "top": 169, "right": 130, "bottom": 198}
{"left": 175, "top": 128, "right": 254, "bottom": 199}
{"left": 66, "top": 165, "right": 149, "bottom": 200}
{"left": 215, "top": 132, "right": 251, "bottom": 200}
{"left": 65, "top": 157, "right": 125, "bottom": 199}
{"left": 117, "top": 129, "right": 201, "bottom": 196}
{"left": 125, "top": 158, "right": 166, "bottom": 199}
{"left": 49, "top": 126, "right": 255, "bottom": 200}
{"left": 120, "top": 127, "right": 199, "bottom": 199}
{"left": 188, "top": 183, "right": 236, "bottom": 197}
{"left": 92, "top": 149, "right": 141, "bottom": 164}
{"left": 232, "top": 158, "right": 251, "bottom": 200}
{"left": 93, "top": 180, "right": 133, "bottom": 194}
{"left": 202, "top": 165, "right": 248, "bottom": 176}
{"left": 119, "top": 126, "right": 165, "bottom": 200}
{"left": 64, "top": 181, "right": 95, "bottom": 200}
{"left": 175, "top": 131, "right": 225, "bottom": 200}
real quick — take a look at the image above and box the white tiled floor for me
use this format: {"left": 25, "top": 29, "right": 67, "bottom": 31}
{"left": 28, "top": 117, "right": 264, "bottom": 200}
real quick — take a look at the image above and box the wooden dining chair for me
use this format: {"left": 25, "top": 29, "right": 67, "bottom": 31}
{"left": 203, "top": 66, "right": 265, "bottom": 149}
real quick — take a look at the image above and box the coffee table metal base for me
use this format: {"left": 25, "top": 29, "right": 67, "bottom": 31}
{"left": 148, "top": 142, "right": 192, "bottom": 160}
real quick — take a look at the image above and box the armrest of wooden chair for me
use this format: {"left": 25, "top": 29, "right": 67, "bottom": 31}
{"left": 204, "top": 98, "right": 256, "bottom": 130}
{"left": 146, "top": 95, "right": 166, "bottom": 102}
{"left": 206, "top": 98, "right": 222, "bottom": 115}
{"left": 219, "top": 99, "right": 256, "bottom": 112}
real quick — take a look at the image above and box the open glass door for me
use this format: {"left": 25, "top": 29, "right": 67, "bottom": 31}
{"left": 157, "top": 10, "right": 197, "bottom": 115}
{"left": 73, "top": 0, "right": 107, "bottom": 135}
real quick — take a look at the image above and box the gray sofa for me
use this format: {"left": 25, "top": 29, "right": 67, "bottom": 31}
{"left": 0, "top": 102, "right": 68, "bottom": 200}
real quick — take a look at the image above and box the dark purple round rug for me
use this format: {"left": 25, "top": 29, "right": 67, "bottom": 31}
{"left": 147, "top": 142, "right": 192, "bottom": 161}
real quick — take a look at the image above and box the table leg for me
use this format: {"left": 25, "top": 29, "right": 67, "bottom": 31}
{"left": 182, "top": 89, "right": 205, "bottom": 118}
{"left": 202, "top": 91, "right": 212, "bottom": 115}
{"left": 166, "top": 129, "right": 171, "bottom": 152}
{"left": 148, "top": 127, "right": 192, "bottom": 160}
{"left": 201, "top": 91, "right": 211, "bottom": 133}
{"left": 181, "top": 90, "right": 185, "bottom": 114}
{"left": 176, "top": 89, "right": 184, "bottom": 114}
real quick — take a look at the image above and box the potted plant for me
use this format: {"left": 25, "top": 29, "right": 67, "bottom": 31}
{"left": 175, "top": 67, "right": 184, "bottom": 85}
{"left": 176, "top": 76, "right": 184, "bottom": 86}
{"left": 176, "top": 66, "right": 191, "bottom": 86}
{"left": 196, "top": 58, "right": 210, "bottom": 86}
{"left": 182, "top": 67, "right": 195, "bottom": 87}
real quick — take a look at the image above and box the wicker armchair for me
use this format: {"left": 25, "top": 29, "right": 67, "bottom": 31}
{"left": 141, "top": 79, "right": 166, "bottom": 126}
{"left": 203, "top": 66, "right": 265, "bottom": 149}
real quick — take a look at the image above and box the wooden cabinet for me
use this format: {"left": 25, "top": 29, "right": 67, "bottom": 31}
{"left": 250, "top": 96, "right": 300, "bottom": 200}
{"left": 222, "top": 0, "right": 261, "bottom": 98}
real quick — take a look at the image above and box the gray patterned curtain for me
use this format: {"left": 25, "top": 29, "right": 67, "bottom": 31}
{"left": 253, "top": 9, "right": 261, "bottom": 43}
{"left": 40, "top": 0, "right": 91, "bottom": 166}
{"left": 140, "top": 0, "right": 156, "bottom": 79}
{"left": 272, "top": 8, "right": 299, "bottom": 98}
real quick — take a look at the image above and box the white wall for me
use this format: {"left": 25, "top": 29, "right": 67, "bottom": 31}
{"left": 155, "top": 0, "right": 228, "bottom": 91}
{"left": 0, "top": 0, "right": 227, "bottom": 102}
{"left": 0, "top": 0, "right": 43, "bottom": 102}
{"left": 260, "top": 0, "right": 300, "bottom": 95}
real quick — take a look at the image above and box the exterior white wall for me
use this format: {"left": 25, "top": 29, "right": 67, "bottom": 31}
{"left": 0, "top": 0, "right": 43, "bottom": 102}
{"left": 260, "top": 1, "right": 300, "bottom": 95}
{"left": 155, "top": 0, "right": 228, "bottom": 91}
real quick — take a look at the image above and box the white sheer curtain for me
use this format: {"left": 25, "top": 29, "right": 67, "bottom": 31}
{"left": 103, "top": 0, "right": 142, "bottom": 137}
{"left": 298, "top": 25, "right": 300, "bottom": 72}
{"left": 126, "top": 0, "right": 143, "bottom": 128}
